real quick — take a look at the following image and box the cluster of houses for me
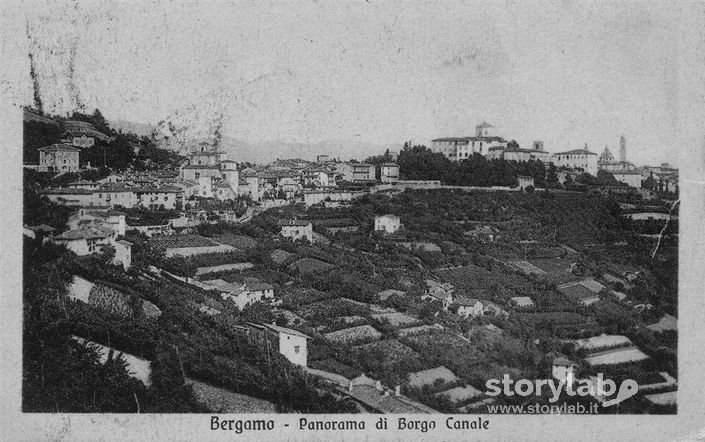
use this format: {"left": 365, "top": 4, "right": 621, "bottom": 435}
{"left": 35, "top": 141, "right": 404, "bottom": 211}
{"left": 431, "top": 122, "right": 678, "bottom": 191}
{"left": 421, "top": 279, "right": 507, "bottom": 319}
{"left": 24, "top": 206, "right": 132, "bottom": 270}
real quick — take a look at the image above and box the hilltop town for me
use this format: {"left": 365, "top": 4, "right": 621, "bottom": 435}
{"left": 23, "top": 108, "right": 678, "bottom": 414}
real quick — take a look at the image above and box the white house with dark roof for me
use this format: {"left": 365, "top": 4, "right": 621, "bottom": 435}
{"left": 49, "top": 227, "right": 114, "bottom": 255}
{"left": 517, "top": 175, "right": 535, "bottom": 190}
{"left": 278, "top": 219, "right": 313, "bottom": 242}
{"left": 206, "top": 279, "right": 275, "bottom": 310}
{"left": 551, "top": 356, "right": 578, "bottom": 385}
{"left": 244, "top": 322, "right": 311, "bottom": 367}
{"left": 454, "top": 297, "right": 484, "bottom": 318}
{"left": 374, "top": 214, "right": 401, "bottom": 234}
{"left": 552, "top": 146, "right": 598, "bottom": 176}
{"left": 380, "top": 163, "right": 400, "bottom": 183}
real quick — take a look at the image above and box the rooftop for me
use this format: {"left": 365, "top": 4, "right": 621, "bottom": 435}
{"left": 553, "top": 149, "right": 598, "bottom": 156}
{"left": 38, "top": 143, "right": 80, "bottom": 152}
{"left": 431, "top": 136, "right": 506, "bottom": 143}
{"left": 278, "top": 219, "right": 312, "bottom": 227}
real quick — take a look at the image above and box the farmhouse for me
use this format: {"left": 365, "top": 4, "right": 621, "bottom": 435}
{"left": 205, "top": 279, "right": 275, "bottom": 311}
{"left": 278, "top": 219, "right": 313, "bottom": 243}
{"left": 340, "top": 374, "right": 439, "bottom": 414}
{"left": 454, "top": 297, "right": 484, "bottom": 318}
{"left": 517, "top": 175, "right": 535, "bottom": 190}
{"left": 422, "top": 280, "right": 455, "bottom": 309}
{"left": 551, "top": 356, "right": 578, "bottom": 384}
{"left": 49, "top": 226, "right": 114, "bottom": 255}
{"left": 244, "top": 322, "right": 311, "bottom": 367}
{"left": 380, "top": 163, "right": 400, "bottom": 183}
{"left": 374, "top": 214, "right": 402, "bottom": 234}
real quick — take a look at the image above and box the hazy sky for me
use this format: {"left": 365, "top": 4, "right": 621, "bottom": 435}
{"left": 15, "top": 0, "right": 685, "bottom": 166}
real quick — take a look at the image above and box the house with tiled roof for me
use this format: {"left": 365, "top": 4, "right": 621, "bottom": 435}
{"left": 552, "top": 145, "right": 599, "bottom": 176}
{"left": 205, "top": 279, "right": 275, "bottom": 311}
{"left": 49, "top": 227, "right": 113, "bottom": 255}
{"left": 61, "top": 120, "right": 110, "bottom": 147}
{"left": 23, "top": 224, "right": 56, "bottom": 241}
{"left": 242, "top": 322, "right": 311, "bottom": 367}
{"left": 278, "top": 219, "right": 313, "bottom": 242}
{"left": 454, "top": 297, "right": 484, "bottom": 318}
{"left": 38, "top": 144, "right": 80, "bottom": 173}
{"left": 338, "top": 374, "right": 439, "bottom": 414}
{"left": 551, "top": 355, "right": 578, "bottom": 384}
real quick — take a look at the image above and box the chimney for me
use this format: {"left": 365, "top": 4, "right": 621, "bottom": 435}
{"left": 395, "top": 385, "right": 401, "bottom": 396}
{"left": 375, "top": 380, "right": 383, "bottom": 392}
{"left": 348, "top": 381, "right": 353, "bottom": 392}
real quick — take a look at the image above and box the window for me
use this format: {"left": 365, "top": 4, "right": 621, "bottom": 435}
{"left": 294, "top": 346, "right": 300, "bottom": 354}
{"left": 195, "top": 172, "right": 200, "bottom": 179}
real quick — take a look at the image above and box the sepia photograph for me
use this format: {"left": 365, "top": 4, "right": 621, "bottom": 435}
{"left": 2, "top": 0, "right": 704, "bottom": 440}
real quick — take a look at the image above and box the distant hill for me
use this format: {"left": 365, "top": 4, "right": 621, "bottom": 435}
{"left": 217, "top": 136, "right": 400, "bottom": 164}
{"left": 108, "top": 118, "right": 400, "bottom": 164}
{"left": 109, "top": 119, "right": 154, "bottom": 137}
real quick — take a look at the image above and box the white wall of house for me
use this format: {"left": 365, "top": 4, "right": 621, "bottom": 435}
{"left": 375, "top": 215, "right": 401, "bottom": 233}
{"left": 281, "top": 224, "right": 313, "bottom": 242}
{"left": 457, "top": 302, "right": 484, "bottom": 318}
{"left": 278, "top": 332, "right": 308, "bottom": 367}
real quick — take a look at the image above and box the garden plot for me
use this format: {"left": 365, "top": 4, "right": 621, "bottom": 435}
{"left": 511, "top": 260, "right": 547, "bottom": 276}
{"left": 398, "top": 323, "right": 445, "bottom": 337}
{"left": 324, "top": 325, "right": 382, "bottom": 344}
{"left": 297, "top": 297, "right": 370, "bottom": 321}
{"left": 404, "top": 332, "right": 469, "bottom": 353}
{"left": 353, "top": 339, "right": 420, "bottom": 364}
{"left": 528, "top": 258, "right": 581, "bottom": 284}
{"left": 407, "top": 366, "right": 459, "bottom": 389}
{"left": 584, "top": 347, "right": 649, "bottom": 366}
{"left": 195, "top": 262, "right": 254, "bottom": 276}
{"left": 187, "top": 378, "right": 276, "bottom": 413}
{"left": 270, "top": 249, "right": 291, "bottom": 265}
{"left": 436, "top": 264, "right": 529, "bottom": 291}
{"left": 644, "top": 391, "right": 677, "bottom": 406}
{"left": 371, "top": 312, "right": 421, "bottom": 328}
{"left": 574, "top": 334, "right": 633, "bottom": 351}
{"left": 213, "top": 233, "right": 258, "bottom": 249}
{"left": 435, "top": 385, "right": 484, "bottom": 404}
{"left": 290, "top": 257, "right": 335, "bottom": 274}
{"left": 398, "top": 242, "right": 442, "bottom": 252}
{"left": 68, "top": 275, "right": 93, "bottom": 302}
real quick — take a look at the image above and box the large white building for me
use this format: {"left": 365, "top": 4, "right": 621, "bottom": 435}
{"left": 38, "top": 144, "right": 80, "bottom": 173}
{"left": 552, "top": 146, "right": 598, "bottom": 176}
{"left": 431, "top": 122, "right": 508, "bottom": 161}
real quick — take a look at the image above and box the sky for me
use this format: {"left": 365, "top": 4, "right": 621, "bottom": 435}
{"left": 9, "top": 0, "right": 689, "bottom": 166}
